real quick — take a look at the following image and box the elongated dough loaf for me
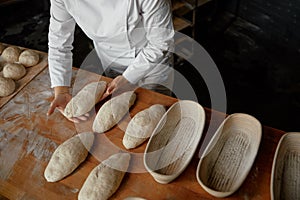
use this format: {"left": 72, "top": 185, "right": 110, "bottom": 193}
{"left": 92, "top": 91, "right": 136, "bottom": 133}
{"left": 123, "top": 104, "right": 166, "bottom": 149}
{"left": 44, "top": 132, "right": 94, "bottom": 182}
{"left": 78, "top": 153, "right": 131, "bottom": 200}
{"left": 64, "top": 81, "right": 107, "bottom": 118}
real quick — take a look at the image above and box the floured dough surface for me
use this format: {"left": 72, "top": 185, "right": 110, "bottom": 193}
{"left": 44, "top": 132, "right": 94, "bottom": 182}
{"left": 123, "top": 104, "right": 166, "bottom": 149}
{"left": 78, "top": 153, "right": 131, "bottom": 200}
{"left": 1, "top": 46, "right": 21, "bottom": 63}
{"left": 64, "top": 81, "right": 107, "bottom": 118}
{"left": 3, "top": 63, "right": 26, "bottom": 80}
{"left": 92, "top": 91, "right": 136, "bottom": 133}
{"left": 19, "top": 49, "right": 39, "bottom": 67}
{"left": 0, "top": 76, "right": 15, "bottom": 97}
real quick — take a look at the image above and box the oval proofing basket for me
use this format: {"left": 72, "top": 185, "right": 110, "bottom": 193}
{"left": 271, "top": 132, "right": 300, "bottom": 200}
{"left": 196, "top": 113, "right": 262, "bottom": 197}
{"left": 144, "top": 100, "right": 205, "bottom": 184}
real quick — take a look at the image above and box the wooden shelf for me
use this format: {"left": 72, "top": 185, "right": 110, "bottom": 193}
{"left": 173, "top": 16, "right": 192, "bottom": 31}
{"left": 172, "top": 0, "right": 212, "bottom": 10}
{"left": 172, "top": 0, "right": 185, "bottom": 11}
{"left": 172, "top": 0, "right": 212, "bottom": 37}
{"left": 197, "top": 0, "right": 211, "bottom": 7}
{"left": 0, "top": 0, "right": 23, "bottom": 6}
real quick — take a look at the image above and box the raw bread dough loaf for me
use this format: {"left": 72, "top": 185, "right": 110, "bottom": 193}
{"left": 3, "top": 63, "right": 26, "bottom": 80}
{"left": 1, "top": 46, "right": 21, "bottom": 63}
{"left": 19, "top": 49, "right": 39, "bottom": 67}
{"left": 92, "top": 91, "right": 136, "bottom": 133}
{"left": 123, "top": 104, "right": 166, "bottom": 149}
{"left": 44, "top": 132, "right": 94, "bottom": 182}
{"left": 0, "top": 76, "right": 15, "bottom": 97}
{"left": 0, "top": 43, "right": 5, "bottom": 54}
{"left": 78, "top": 153, "right": 131, "bottom": 200}
{"left": 64, "top": 81, "right": 107, "bottom": 118}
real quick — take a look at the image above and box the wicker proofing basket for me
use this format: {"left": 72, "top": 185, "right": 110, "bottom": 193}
{"left": 271, "top": 132, "right": 300, "bottom": 200}
{"left": 196, "top": 113, "right": 262, "bottom": 197}
{"left": 144, "top": 100, "right": 205, "bottom": 184}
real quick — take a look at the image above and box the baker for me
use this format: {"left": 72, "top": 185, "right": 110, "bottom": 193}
{"left": 46, "top": 0, "right": 174, "bottom": 122}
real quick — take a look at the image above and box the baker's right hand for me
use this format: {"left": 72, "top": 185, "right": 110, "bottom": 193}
{"left": 47, "top": 86, "right": 89, "bottom": 123}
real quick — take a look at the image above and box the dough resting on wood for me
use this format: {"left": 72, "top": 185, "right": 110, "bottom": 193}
{"left": 19, "top": 49, "right": 39, "bottom": 67}
{"left": 64, "top": 81, "right": 107, "bottom": 118}
{"left": 44, "top": 132, "right": 94, "bottom": 182}
{"left": 92, "top": 91, "right": 136, "bottom": 133}
{"left": 3, "top": 63, "right": 26, "bottom": 80}
{"left": 123, "top": 104, "right": 166, "bottom": 149}
{"left": 1, "top": 46, "right": 21, "bottom": 63}
{"left": 78, "top": 153, "right": 131, "bottom": 200}
{"left": 0, "top": 76, "right": 15, "bottom": 97}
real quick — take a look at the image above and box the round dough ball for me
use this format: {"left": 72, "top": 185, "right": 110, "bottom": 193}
{"left": 19, "top": 49, "right": 39, "bottom": 67}
{"left": 1, "top": 46, "right": 21, "bottom": 63}
{"left": 3, "top": 63, "right": 26, "bottom": 80}
{"left": 0, "top": 76, "right": 15, "bottom": 97}
{"left": 0, "top": 43, "right": 5, "bottom": 54}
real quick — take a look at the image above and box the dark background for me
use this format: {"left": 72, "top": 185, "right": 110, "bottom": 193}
{"left": 0, "top": 0, "right": 299, "bottom": 131}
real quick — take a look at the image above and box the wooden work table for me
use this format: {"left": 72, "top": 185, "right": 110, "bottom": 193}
{"left": 0, "top": 65, "right": 286, "bottom": 200}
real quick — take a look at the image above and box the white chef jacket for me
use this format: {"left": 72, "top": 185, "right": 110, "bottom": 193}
{"left": 48, "top": 0, "right": 174, "bottom": 89}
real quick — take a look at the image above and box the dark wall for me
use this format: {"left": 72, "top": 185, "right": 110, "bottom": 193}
{"left": 200, "top": 0, "right": 300, "bottom": 131}
{"left": 222, "top": 0, "right": 300, "bottom": 50}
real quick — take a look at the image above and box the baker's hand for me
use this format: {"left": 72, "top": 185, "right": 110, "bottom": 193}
{"left": 47, "top": 86, "right": 89, "bottom": 123}
{"left": 99, "top": 75, "right": 135, "bottom": 101}
{"left": 107, "top": 75, "right": 130, "bottom": 95}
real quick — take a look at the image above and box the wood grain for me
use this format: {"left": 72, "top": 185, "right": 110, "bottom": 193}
{"left": 0, "top": 67, "right": 287, "bottom": 200}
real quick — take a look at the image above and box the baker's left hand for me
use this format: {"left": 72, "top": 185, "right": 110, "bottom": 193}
{"left": 99, "top": 75, "right": 136, "bottom": 101}
{"left": 108, "top": 75, "right": 133, "bottom": 93}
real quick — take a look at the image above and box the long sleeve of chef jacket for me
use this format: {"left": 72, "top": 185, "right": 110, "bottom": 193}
{"left": 48, "top": 0, "right": 174, "bottom": 87}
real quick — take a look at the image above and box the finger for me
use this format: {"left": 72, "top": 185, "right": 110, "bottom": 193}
{"left": 76, "top": 115, "right": 88, "bottom": 121}
{"left": 57, "top": 107, "right": 65, "bottom": 114}
{"left": 84, "top": 113, "right": 90, "bottom": 117}
{"left": 47, "top": 102, "right": 56, "bottom": 116}
{"left": 69, "top": 117, "right": 80, "bottom": 123}
{"left": 99, "top": 91, "right": 110, "bottom": 101}
{"left": 107, "top": 82, "right": 116, "bottom": 94}
{"left": 107, "top": 87, "right": 113, "bottom": 94}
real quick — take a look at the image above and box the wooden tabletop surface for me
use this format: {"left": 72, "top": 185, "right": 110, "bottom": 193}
{"left": 0, "top": 66, "right": 286, "bottom": 200}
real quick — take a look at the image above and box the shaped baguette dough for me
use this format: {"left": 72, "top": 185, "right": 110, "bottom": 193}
{"left": 64, "top": 81, "right": 107, "bottom": 118}
{"left": 0, "top": 76, "right": 15, "bottom": 97}
{"left": 123, "top": 104, "right": 166, "bottom": 149}
{"left": 44, "top": 132, "right": 94, "bottom": 182}
{"left": 19, "top": 49, "right": 39, "bottom": 67}
{"left": 3, "top": 63, "right": 26, "bottom": 80}
{"left": 1, "top": 46, "right": 21, "bottom": 63}
{"left": 92, "top": 91, "right": 136, "bottom": 133}
{"left": 78, "top": 153, "right": 131, "bottom": 200}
